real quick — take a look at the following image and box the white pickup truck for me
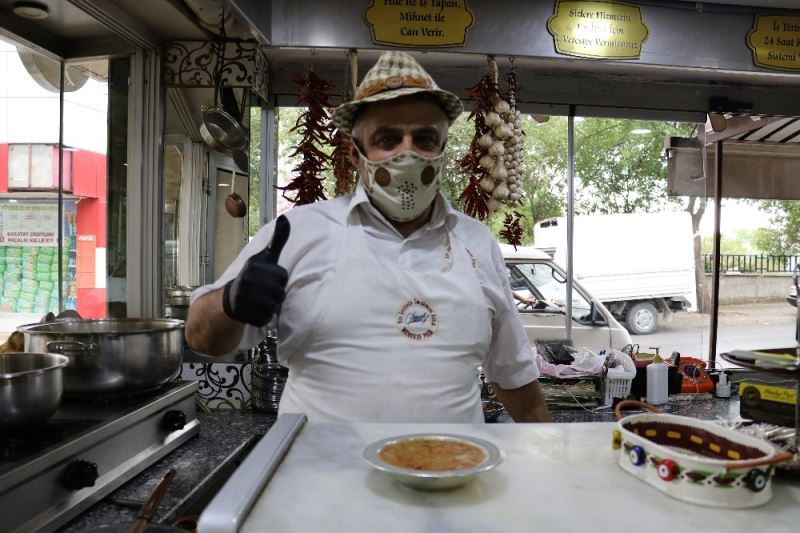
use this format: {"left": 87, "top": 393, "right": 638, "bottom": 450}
{"left": 501, "top": 244, "right": 632, "bottom": 352}
{"left": 533, "top": 212, "right": 697, "bottom": 335}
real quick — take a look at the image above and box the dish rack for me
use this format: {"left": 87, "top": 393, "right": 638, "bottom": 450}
{"left": 603, "top": 349, "right": 636, "bottom": 406}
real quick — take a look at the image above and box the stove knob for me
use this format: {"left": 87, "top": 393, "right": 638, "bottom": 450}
{"left": 61, "top": 460, "right": 99, "bottom": 491}
{"left": 162, "top": 410, "right": 187, "bottom": 432}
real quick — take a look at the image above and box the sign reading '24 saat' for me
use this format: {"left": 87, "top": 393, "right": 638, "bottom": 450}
{"left": 547, "top": 0, "right": 649, "bottom": 59}
{"left": 747, "top": 15, "right": 800, "bottom": 72}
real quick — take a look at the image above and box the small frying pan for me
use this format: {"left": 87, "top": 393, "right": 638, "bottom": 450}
{"left": 225, "top": 168, "right": 247, "bottom": 218}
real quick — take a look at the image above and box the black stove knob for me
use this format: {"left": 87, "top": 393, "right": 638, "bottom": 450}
{"left": 162, "top": 410, "right": 187, "bottom": 432}
{"left": 61, "top": 460, "right": 99, "bottom": 491}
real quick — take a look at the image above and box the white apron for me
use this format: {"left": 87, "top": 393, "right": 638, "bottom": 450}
{"left": 277, "top": 211, "right": 492, "bottom": 422}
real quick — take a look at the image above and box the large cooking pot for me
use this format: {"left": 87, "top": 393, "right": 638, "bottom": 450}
{"left": 0, "top": 352, "right": 69, "bottom": 433}
{"left": 18, "top": 319, "right": 184, "bottom": 396}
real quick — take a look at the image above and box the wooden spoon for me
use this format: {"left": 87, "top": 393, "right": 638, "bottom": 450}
{"left": 129, "top": 468, "right": 176, "bottom": 533}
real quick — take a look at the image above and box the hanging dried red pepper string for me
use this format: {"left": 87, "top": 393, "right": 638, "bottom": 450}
{"left": 331, "top": 49, "right": 358, "bottom": 196}
{"left": 279, "top": 70, "right": 336, "bottom": 205}
{"left": 457, "top": 61, "right": 500, "bottom": 221}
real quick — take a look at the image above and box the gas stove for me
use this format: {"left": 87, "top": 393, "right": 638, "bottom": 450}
{"left": 0, "top": 380, "right": 200, "bottom": 533}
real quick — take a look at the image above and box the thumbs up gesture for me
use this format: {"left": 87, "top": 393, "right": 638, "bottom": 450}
{"left": 222, "top": 215, "right": 290, "bottom": 327}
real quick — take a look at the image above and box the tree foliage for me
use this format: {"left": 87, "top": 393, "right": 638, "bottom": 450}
{"left": 754, "top": 200, "right": 800, "bottom": 255}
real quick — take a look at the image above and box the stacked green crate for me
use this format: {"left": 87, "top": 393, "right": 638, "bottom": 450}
{"left": 63, "top": 235, "right": 77, "bottom": 310}
{"left": 18, "top": 247, "right": 36, "bottom": 313}
{"left": 2, "top": 247, "right": 24, "bottom": 312}
{"left": 0, "top": 241, "right": 77, "bottom": 313}
{"left": 0, "top": 248, "right": 4, "bottom": 303}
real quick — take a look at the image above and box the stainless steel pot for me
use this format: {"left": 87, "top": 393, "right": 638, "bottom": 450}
{"left": 0, "top": 352, "right": 69, "bottom": 432}
{"left": 18, "top": 319, "right": 184, "bottom": 396}
{"left": 165, "top": 286, "right": 197, "bottom": 320}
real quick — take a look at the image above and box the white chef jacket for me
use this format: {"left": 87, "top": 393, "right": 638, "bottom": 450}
{"left": 191, "top": 184, "right": 540, "bottom": 391}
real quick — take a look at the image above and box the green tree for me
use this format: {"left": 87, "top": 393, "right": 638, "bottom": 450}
{"left": 755, "top": 200, "right": 800, "bottom": 255}
{"left": 572, "top": 118, "right": 695, "bottom": 214}
{"left": 248, "top": 107, "right": 262, "bottom": 237}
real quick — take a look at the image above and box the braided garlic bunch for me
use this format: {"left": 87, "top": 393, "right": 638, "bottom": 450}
{"left": 477, "top": 99, "right": 524, "bottom": 213}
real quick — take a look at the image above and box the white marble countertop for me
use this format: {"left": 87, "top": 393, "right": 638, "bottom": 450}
{"left": 240, "top": 421, "right": 800, "bottom": 533}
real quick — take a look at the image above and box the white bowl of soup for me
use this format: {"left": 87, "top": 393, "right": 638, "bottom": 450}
{"left": 363, "top": 433, "right": 503, "bottom": 491}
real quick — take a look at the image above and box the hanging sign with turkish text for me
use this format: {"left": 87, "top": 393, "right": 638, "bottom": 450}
{"left": 747, "top": 15, "right": 800, "bottom": 72}
{"left": 547, "top": 0, "right": 648, "bottom": 59}
{"left": 363, "top": 0, "right": 474, "bottom": 47}
{"left": 0, "top": 204, "right": 58, "bottom": 247}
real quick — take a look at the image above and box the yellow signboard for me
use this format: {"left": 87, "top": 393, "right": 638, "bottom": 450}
{"left": 747, "top": 15, "right": 800, "bottom": 72}
{"left": 363, "top": 0, "right": 474, "bottom": 48}
{"left": 547, "top": 1, "right": 648, "bottom": 59}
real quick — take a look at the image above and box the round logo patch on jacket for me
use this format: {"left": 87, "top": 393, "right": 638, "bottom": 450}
{"left": 396, "top": 298, "right": 439, "bottom": 340}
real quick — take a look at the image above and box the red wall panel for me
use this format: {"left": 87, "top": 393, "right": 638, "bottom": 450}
{"left": 0, "top": 144, "right": 8, "bottom": 192}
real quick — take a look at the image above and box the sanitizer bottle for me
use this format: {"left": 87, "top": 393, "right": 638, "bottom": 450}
{"left": 646, "top": 354, "right": 668, "bottom": 405}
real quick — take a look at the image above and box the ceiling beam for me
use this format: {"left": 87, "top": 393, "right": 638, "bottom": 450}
{"left": 68, "top": 0, "right": 161, "bottom": 49}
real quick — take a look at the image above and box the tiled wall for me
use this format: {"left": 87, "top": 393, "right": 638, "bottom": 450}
{"left": 179, "top": 362, "right": 252, "bottom": 410}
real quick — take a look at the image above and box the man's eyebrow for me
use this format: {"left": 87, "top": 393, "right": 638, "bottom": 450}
{"left": 368, "top": 126, "right": 443, "bottom": 140}
{"left": 368, "top": 126, "right": 403, "bottom": 143}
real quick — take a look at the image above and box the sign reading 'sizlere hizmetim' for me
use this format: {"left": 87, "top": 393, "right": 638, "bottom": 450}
{"left": 547, "top": 1, "right": 648, "bottom": 59}
{"left": 363, "top": 0, "right": 474, "bottom": 47}
{"left": 747, "top": 15, "right": 800, "bottom": 72}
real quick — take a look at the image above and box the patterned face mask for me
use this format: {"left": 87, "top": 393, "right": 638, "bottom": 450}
{"left": 356, "top": 147, "right": 446, "bottom": 222}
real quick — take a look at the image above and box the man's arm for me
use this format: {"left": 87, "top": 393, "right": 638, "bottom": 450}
{"left": 185, "top": 288, "right": 244, "bottom": 356}
{"left": 491, "top": 379, "right": 552, "bottom": 422}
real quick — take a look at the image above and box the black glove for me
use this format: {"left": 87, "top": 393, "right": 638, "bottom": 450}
{"left": 222, "top": 215, "right": 290, "bottom": 327}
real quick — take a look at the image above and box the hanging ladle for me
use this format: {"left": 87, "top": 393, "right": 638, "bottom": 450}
{"left": 225, "top": 166, "right": 247, "bottom": 218}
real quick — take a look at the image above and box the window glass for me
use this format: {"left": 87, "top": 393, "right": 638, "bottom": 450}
{"left": 0, "top": 36, "right": 114, "bottom": 342}
{"left": 509, "top": 262, "right": 591, "bottom": 321}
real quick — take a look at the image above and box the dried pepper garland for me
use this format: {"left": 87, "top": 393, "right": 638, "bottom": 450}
{"left": 499, "top": 212, "right": 525, "bottom": 249}
{"left": 331, "top": 130, "right": 356, "bottom": 196}
{"left": 331, "top": 49, "right": 359, "bottom": 196}
{"left": 457, "top": 68, "right": 499, "bottom": 221}
{"left": 279, "top": 71, "right": 336, "bottom": 205}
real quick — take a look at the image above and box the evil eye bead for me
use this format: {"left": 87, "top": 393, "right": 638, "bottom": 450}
{"left": 629, "top": 445, "right": 646, "bottom": 466}
{"left": 611, "top": 430, "right": 621, "bottom": 450}
{"left": 656, "top": 459, "right": 678, "bottom": 481}
{"left": 744, "top": 469, "right": 768, "bottom": 492}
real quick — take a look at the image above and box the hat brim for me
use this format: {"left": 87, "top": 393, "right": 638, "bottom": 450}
{"left": 332, "top": 87, "right": 463, "bottom": 135}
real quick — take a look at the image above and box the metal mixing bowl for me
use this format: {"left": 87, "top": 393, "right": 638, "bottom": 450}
{"left": 0, "top": 352, "right": 69, "bottom": 433}
{"left": 363, "top": 433, "right": 503, "bottom": 491}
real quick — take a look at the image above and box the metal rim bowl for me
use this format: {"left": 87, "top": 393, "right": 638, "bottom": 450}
{"left": 363, "top": 433, "right": 503, "bottom": 491}
{"left": 0, "top": 352, "right": 69, "bottom": 433}
{"left": 202, "top": 107, "right": 247, "bottom": 150}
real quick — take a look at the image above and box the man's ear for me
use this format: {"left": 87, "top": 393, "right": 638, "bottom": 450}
{"left": 349, "top": 139, "right": 361, "bottom": 168}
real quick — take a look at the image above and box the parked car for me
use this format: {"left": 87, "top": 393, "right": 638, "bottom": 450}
{"left": 501, "top": 245, "right": 632, "bottom": 351}
{"left": 788, "top": 285, "right": 797, "bottom": 307}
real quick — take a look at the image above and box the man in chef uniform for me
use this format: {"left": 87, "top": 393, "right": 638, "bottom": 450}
{"left": 186, "top": 51, "right": 551, "bottom": 423}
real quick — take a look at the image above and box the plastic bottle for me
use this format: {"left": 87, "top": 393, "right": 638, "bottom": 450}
{"left": 646, "top": 354, "right": 669, "bottom": 405}
{"left": 716, "top": 371, "right": 731, "bottom": 398}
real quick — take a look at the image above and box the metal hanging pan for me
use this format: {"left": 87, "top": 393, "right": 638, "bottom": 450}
{"left": 202, "top": 27, "right": 248, "bottom": 152}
